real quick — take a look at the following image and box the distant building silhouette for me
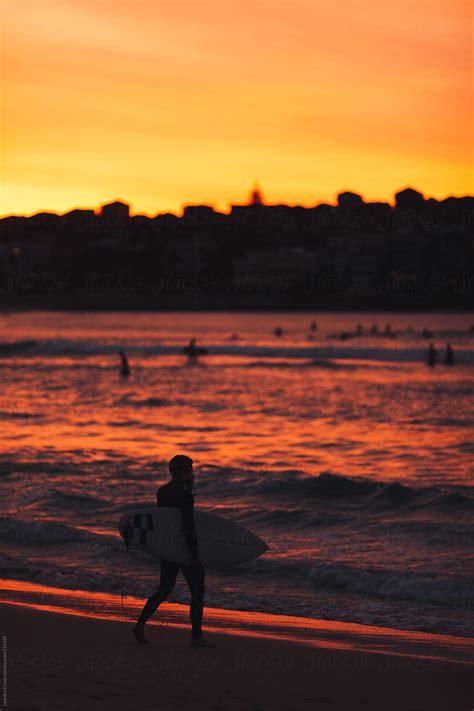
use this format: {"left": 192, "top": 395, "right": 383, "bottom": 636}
{"left": 182, "top": 205, "right": 216, "bottom": 222}
{"left": 337, "top": 191, "right": 364, "bottom": 209}
{"left": 250, "top": 183, "right": 264, "bottom": 206}
{"left": 235, "top": 246, "right": 316, "bottom": 283}
{"left": 61, "top": 208, "right": 96, "bottom": 226}
{"left": 29, "top": 212, "right": 61, "bottom": 228}
{"left": 99, "top": 200, "right": 130, "bottom": 222}
{"left": 230, "top": 184, "right": 265, "bottom": 215}
{"left": 395, "top": 188, "right": 424, "bottom": 210}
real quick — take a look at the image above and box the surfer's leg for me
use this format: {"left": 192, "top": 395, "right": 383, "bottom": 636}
{"left": 136, "top": 560, "right": 179, "bottom": 625}
{"left": 182, "top": 564, "right": 205, "bottom": 638}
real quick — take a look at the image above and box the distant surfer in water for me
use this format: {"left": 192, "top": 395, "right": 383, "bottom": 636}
{"left": 444, "top": 343, "right": 454, "bottom": 366}
{"left": 183, "top": 338, "right": 207, "bottom": 363}
{"left": 426, "top": 343, "right": 437, "bottom": 367}
{"left": 118, "top": 350, "right": 130, "bottom": 377}
{"left": 133, "top": 455, "right": 215, "bottom": 647}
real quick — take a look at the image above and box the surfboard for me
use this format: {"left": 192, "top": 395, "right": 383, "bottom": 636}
{"left": 118, "top": 507, "right": 268, "bottom": 568}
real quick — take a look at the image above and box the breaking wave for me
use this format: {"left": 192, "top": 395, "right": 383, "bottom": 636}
{"left": 1, "top": 337, "right": 473, "bottom": 363}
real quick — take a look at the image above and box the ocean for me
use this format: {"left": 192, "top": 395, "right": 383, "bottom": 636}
{"left": 0, "top": 311, "right": 473, "bottom": 638}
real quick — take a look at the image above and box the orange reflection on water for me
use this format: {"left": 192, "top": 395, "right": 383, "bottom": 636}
{"left": 1, "top": 311, "right": 473, "bottom": 487}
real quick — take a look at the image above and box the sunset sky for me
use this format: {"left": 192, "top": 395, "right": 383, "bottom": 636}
{"left": 1, "top": 0, "right": 472, "bottom": 217}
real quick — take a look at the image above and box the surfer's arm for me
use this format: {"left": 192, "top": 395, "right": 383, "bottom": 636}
{"left": 181, "top": 496, "right": 199, "bottom": 560}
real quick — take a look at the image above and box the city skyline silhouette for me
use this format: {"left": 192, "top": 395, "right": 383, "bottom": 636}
{"left": 2, "top": 183, "right": 473, "bottom": 220}
{"left": 2, "top": 1, "right": 471, "bottom": 217}
{"left": 1, "top": 182, "right": 471, "bottom": 311}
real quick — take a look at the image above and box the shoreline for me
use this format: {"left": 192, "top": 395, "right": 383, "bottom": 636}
{"left": 1, "top": 599, "right": 472, "bottom": 711}
{"left": 1, "top": 579, "right": 473, "bottom": 665}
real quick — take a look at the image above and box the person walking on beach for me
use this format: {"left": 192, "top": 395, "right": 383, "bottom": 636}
{"left": 133, "top": 455, "right": 215, "bottom": 647}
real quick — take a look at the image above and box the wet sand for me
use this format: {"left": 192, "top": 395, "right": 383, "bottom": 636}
{"left": 1, "top": 602, "right": 472, "bottom": 711}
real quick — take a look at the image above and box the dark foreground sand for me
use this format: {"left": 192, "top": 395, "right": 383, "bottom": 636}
{"left": 1, "top": 602, "right": 472, "bottom": 711}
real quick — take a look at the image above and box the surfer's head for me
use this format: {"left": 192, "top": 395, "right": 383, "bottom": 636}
{"left": 169, "top": 454, "right": 194, "bottom": 482}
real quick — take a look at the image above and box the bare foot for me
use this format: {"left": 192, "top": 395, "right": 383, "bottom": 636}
{"left": 190, "top": 637, "right": 216, "bottom": 648}
{"left": 133, "top": 622, "right": 149, "bottom": 644}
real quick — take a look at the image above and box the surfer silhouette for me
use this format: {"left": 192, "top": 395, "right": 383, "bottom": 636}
{"left": 183, "top": 338, "right": 207, "bottom": 363}
{"left": 426, "top": 343, "right": 437, "bottom": 367}
{"left": 444, "top": 343, "right": 454, "bottom": 366}
{"left": 133, "top": 455, "right": 215, "bottom": 647}
{"left": 118, "top": 350, "right": 130, "bottom": 377}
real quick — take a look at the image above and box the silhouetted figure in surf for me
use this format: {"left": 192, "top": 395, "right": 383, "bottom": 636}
{"left": 444, "top": 343, "right": 454, "bottom": 366}
{"left": 356, "top": 324, "right": 363, "bottom": 336}
{"left": 421, "top": 328, "right": 433, "bottom": 339}
{"left": 183, "top": 338, "right": 207, "bottom": 363}
{"left": 118, "top": 350, "right": 130, "bottom": 377}
{"left": 426, "top": 343, "right": 437, "bottom": 367}
{"left": 274, "top": 326, "right": 283, "bottom": 337}
{"left": 370, "top": 324, "right": 378, "bottom": 335}
{"left": 310, "top": 321, "right": 318, "bottom": 332}
{"left": 133, "top": 455, "right": 215, "bottom": 647}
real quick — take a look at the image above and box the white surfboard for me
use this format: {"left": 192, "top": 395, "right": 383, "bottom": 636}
{"left": 118, "top": 507, "right": 268, "bottom": 568}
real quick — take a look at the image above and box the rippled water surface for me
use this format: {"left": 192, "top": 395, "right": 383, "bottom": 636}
{"left": 1, "top": 311, "right": 473, "bottom": 637}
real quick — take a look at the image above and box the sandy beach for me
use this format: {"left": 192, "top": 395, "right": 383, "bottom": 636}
{"left": 1, "top": 600, "right": 472, "bottom": 711}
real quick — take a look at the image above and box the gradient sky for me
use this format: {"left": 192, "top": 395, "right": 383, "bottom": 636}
{"left": 1, "top": 0, "right": 472, "bottom": 216}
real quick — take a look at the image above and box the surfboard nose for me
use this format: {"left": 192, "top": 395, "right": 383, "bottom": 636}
{"left": 255, "top": 536, "right": 269, "bottom": 558}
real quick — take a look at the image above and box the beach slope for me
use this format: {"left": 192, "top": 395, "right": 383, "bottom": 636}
{"left": 1, "top": 602, "right": 472, "bottom": 711}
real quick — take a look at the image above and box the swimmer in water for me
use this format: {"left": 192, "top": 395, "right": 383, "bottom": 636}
{"left": 118, "top": 350, "right": 130, "bottom": 377}
{"left": 183, "top": 338, "right": 207, "bottom": 363}
{"left": 426, "top": 343, "right": 437, "bottom": 367}
{"left": 444, "top": 343, "right": 454, "bottom": 366}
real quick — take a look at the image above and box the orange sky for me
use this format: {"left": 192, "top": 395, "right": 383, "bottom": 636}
{"left": 1, "top": 0, "right": 472, "bottom": 217}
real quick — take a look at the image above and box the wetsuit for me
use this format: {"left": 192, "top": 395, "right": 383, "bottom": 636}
{"left": 156, "top": 480, "right": 199, "bottom": 555}
{"left": 137, "top": 480, "right": 204, "bottom": 638}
